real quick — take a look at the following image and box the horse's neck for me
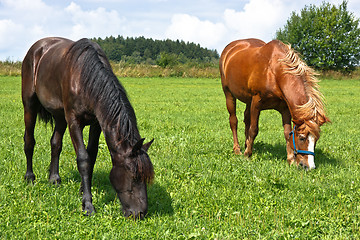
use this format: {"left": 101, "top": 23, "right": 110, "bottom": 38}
{"left": 99, "top": 113, "right": 140, "bottom": 151}
{"left": 101, "top": 124, "right": 139, "bottom": 156}
{"left": 279, "top": 75, "right": 309, "bottom": 121}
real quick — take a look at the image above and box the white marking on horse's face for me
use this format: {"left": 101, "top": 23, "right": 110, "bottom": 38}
{"left": 307, "top": 134, "right": 316, "bottom": 169}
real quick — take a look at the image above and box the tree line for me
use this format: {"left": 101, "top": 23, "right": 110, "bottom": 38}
{"left": 92, "top": 36, "right": 219, "bottom": 67}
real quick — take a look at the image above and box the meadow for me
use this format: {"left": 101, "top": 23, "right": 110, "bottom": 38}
{"left": 0, "top": 76, "right": 359, "bottom": 239}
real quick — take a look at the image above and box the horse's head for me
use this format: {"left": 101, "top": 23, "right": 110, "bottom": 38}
{"left": 289, "top": 122, "right": 319, "bottom": 170}
{"left": 109, "top": 138, "right": 154, "bottom": 220}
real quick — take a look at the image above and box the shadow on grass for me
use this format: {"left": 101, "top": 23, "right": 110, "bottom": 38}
{"left": 147, "top": 183, "right": 174, "bottom": 217}
{"left": 66, "top": 169, "right": 173, "bottom": 217}
{"left": 252, "top": 141, "right": 340, "bottom": 168}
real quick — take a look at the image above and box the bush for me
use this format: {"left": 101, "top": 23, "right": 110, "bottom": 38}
{"left": 156, "top": 52, "right": 179, "bottom": 68}
{"left": 0, "top": 60, "right": 22, "bottom": 76}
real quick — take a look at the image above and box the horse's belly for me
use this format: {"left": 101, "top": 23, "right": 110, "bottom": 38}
{"left": 234, "top": 92, "right": 252, "bottom": 104}
{"left": 228, "top": 81, "right": 254, "bottom": 104}
{"left": 35, "top": 83, "right": 64, "bottom": 114}
{"left": 260, "top": 98, "right": 286, "bottom": 110}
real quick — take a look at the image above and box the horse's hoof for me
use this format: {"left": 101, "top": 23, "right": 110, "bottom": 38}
{"left": 234, "top": 149, "right": 242, "bottom": 155}
{"left": 24, "top": 172, "right": 35, "bottom": 183}
{"left": 233, "top": 146, "right": 242, "bottom": 155}
{"left": 244, "top": 150, "right": 252, "bottom": 157}
{"left": 49, "top": 174, "right": 61, "bottom": 185}
{"left": 83, "top": 204, "right": 96, "bottom": 216}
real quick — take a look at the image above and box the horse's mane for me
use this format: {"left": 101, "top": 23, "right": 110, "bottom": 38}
{"left": 279, "top": 43, "right": 330, "bottom": 138}
{"left": 66, "top": 38, "right": 140, "bottom": 144}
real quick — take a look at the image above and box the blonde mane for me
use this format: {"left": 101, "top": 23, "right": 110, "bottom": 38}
{"left": 279, "top": 44, "right": 330, "bottom": 138}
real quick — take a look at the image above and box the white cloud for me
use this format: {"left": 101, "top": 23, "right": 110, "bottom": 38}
{"left": 0, "top": 0, "right": 54, "bottom": 27}
{"left": 0, "top": 0, "right": 51, "bottom": 13}
{"left": 0, "top": 20, "right": 23, "bottom": 46}
{"left": 165, "top": 0, "right": 292, "bottom": 53}
{"left": 165, "top": 14, "right": 227, "bottom": 50}
{"left": 223, "top": 0, "right": 288, "bottom": 40}
{"left": 0, "top": 0, "right": 128, "bottom": 60}
{"left": 0, "top": 19, "right": 27, "bottom": 60}
{"left": 0, "top": 0, "right": 62, "bottom": 60}
{"left": 65, "top": 2, "right": 126, "bottom": 40}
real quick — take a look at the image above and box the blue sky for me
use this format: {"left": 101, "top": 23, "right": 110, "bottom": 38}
{"left": 0, "top": 0, "right": 359, "bottom": 60}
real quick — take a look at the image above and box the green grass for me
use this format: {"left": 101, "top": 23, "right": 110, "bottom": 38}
{"left": 0, "top": 76, "right": 359, "bottom": 239}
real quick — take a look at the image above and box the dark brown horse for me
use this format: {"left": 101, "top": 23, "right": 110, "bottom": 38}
{"left": 220, "top": 38, "right": 330, "bottom": 170}
{"left": 22, "top": 37, "right": 154, "bottom": 218}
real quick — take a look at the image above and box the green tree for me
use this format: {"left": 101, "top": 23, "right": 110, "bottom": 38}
{"left": 276, "top": 1, "right": 360, "bottom": 72}
{"left": 156, "top": 52, "right": 179, "bottom": 68}
{"left": 143, "top": 48, "right": 153, "bottom": 60}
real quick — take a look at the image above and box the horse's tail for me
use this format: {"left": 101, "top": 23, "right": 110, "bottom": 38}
{"left": 37, "top": 103, "right": 53, "bottom": 126}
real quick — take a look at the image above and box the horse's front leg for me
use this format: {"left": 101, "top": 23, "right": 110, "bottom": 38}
{"left": 244, "top": 95, "right": 261, "bottom": 157}
{"left": 67, "top": 116, "right": 95, "bottom": 215}
{"left": 281, "top": 108, "right": 295, "bottom": 165}
{"left": 84, "top": 123, "right": 101, "bottom": 190}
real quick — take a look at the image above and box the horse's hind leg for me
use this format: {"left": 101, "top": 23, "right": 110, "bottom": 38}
{"left": 49, "top": 117, "right": 67, "bottom": 184}
{"left": 23, "top": 106, "right": 37, "bottom": 182}
{"left": 224, "top": 90, "right": 241, "bottom": 154}
{"left": 243, "top": 103, "right": 251, "bottom": 150}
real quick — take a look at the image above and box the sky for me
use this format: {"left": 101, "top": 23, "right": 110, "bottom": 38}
{"left": 0, "top": 0, "right": 359, "bottom": 61}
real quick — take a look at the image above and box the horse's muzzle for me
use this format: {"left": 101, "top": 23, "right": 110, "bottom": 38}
{"left": 299, "top": 161, "right": 316, "bottom": 171}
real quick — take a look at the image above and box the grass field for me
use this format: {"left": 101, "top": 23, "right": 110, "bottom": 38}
{"left": 0, "top": 76, "right": 359, "bottom": 239}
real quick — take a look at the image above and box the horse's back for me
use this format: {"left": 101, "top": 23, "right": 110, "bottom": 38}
{"left": 220, "top": 39, "right": 266, "bottom": 71}
{"left": 220, "top": 39, "right": 265, "bottom": 59}
{"left": 22, "top": 38, "right": 72, "bottom": 78}
{"left": 22, "top": 37, "right": 75, "bottom": 118}
{"left": 22, "top": 38, "right": 74, "bottom": 94}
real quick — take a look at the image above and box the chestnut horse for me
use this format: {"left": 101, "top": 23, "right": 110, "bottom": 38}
{"left": 219, "top": 39, "right": 330, "bottom": 170}
{"left": 22, "top": 37, "right": 154, "bottom": 218}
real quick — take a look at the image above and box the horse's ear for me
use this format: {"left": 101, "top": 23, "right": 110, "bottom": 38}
{"left": 131, "top": 138, "right": 145, "bottom": 155}
{"left": 143, "top": 139, "right": 154, "bottom": 152}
